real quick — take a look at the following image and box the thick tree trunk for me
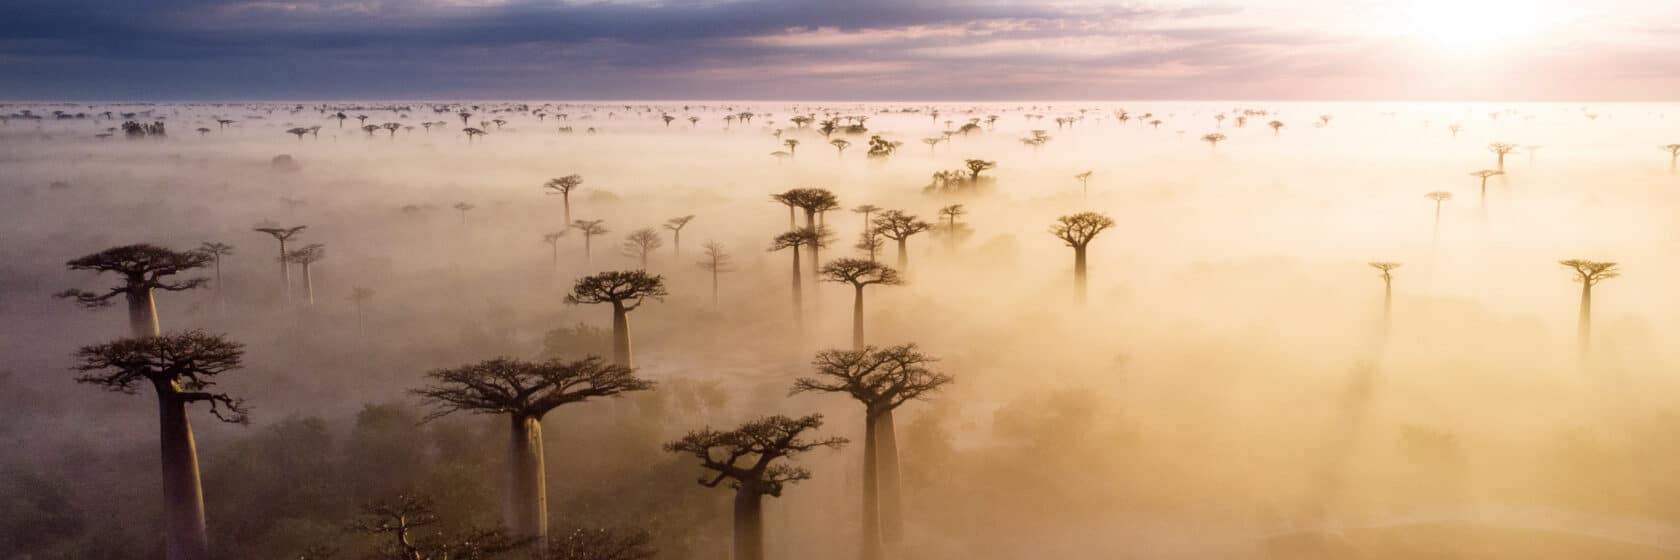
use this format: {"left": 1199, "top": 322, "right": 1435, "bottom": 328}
{"left": 585, "top": 236, "right": 593, "bottom": 267}
{"left": 506, "top": 415, "right": 548, "bottom": 549}
{"left": 127, "top": 287, "right": 160, "bottom": 338}
{"left": 612, "top": 303, "right": 633, "bottom": 367}
{"left": 734, "top": 488, "right": 765, "bottom": 560}
{"left": 896, "top": 239, "right": 908, "bottom": 272}
{"left": 711, "top": 268, "right": 720, "bottom": 312}
{"left": 1578, "top": 284, "right": 1592, "bottom": 354}
{"left": 213, "top": 259, "right": 224, "bottom": 314}
{"left": 278, "top": 240, "right": 291, "bottom": 304}
{"left": 790, "top": 249, "right": 803, "bottom": 324}
{"left": 852, "top": 286, "right": 866, "bottom": 350}
{"left": 1382, "top": 279, "right": 1393, "bottom": 336}
{"left": 154, "top": 380, "right": 209, "bottom": 560}
{"left": 861, "top": 410, "right": 882, "bottom": 560}
{"left": 1073, "top": 246, "right": 1088, "bottom": 303}
{"left": 674, "top": 231, "right": 682, "bottom": 257}
{"left": 876, "top": 410, "right": 905, "bottom": 547}
{"left": 301, "top": 263, "right": 315, "bottom": 305}
{"left": 563, "top": 195, "right": 572, "bottom": 226}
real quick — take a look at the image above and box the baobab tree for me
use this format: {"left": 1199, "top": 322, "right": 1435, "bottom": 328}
{"left": 664, "top": 215, "right": 695, "bottom": 256}
{"left": 936, "top": 204, "right": 969, "bottom": 251}
{"left": 664, "top": 414, "right": 847, "bottom": 560}
{"left": 852, "top": 204, "right": 881, "bottom": 234}
{"left": 253, "top": 225, "right": 306, "bottom": 303}
{"left": 1202, "top": 132, "right": 1227, "bottom": 148}
{"left": 1074, "top": 171, "right": 1093, "bottom": 197}
{"left": 769, "top": 192, "right": 797, "bottom": 229}
{"left": 819, "top": 259, "right": 903, "bottom": 349}
{"left": 286, "top": 127, "right": 309, "bottom": 141}
{"left": 573, "top": 219, "right": 609, "bottom": 267}
{"left": 770, "top": 228, "right": 825, "bottom": 324}
{"left": 1369, "top": 262, "right": 1401, "bottom": 336}
{"left": 453, "top": 202, "right": 475, "bottom": 225}
{"left": 621, "top": 228, "right": 663, "bottom": 270}
{"left": 463, "top": 127, "right": 487, "bottom": 143}
{"left": 1664, "top": 144, "right": 1680, "bottom": 173}
{"left": 73, "top": 331, "right": 248, "bottom": 560}
{"left": 791, "top": 345, "right": 950, "bottom": 559}
{"left": 964, "top": 159, "right": 996, "bottom": 183}
{"left": 348, "top": 287, "right": 374, "bottom": 334}
{"left": 283, "top": 243, "right": 325, "bottom": 306}
{"left": 1559, "top": 259, "right": 1620, "bottom": 354}
{"left": 782, "top": 188, "right": 842, "bottom": 276}
{"left": 541, "top": 231, "right": 568, "bottom": 268}
{"left": 1268, "top": 120, "right": 1284, "bottom": 135}
{"left": 565, "top": 270, "right": 667, "bottom": 367}
{"left": 1050, "top": 212, "right": 1116, "bottom": 303}
{"left": 872, "top": 210, "right": 932, "bottom": 272}
{"left": 830, "top": 138, "right": 851, "bottom": 157}
{"left": 543, "top": 175, "right": 583, "bottom": 225}
{"left": 414, "top": 357, "right": 654, "bottom": 549}
{"left": 197, "top": 242, "right": 233, "bottom": 312}
{"left": 783, "top": 139, "right": 800, "bottom": 157}
{"left": 1488, "top": 142, "right": 1518, "bottom": 172}
{"left": 1470, "top": 169, "right": 1502, "bottom": 214}
{"left": 1425, "top": 191, "right": 1453, "bottom": 242}
{"left": 59, "top": 244, "right": 210, "bottom": 337}
{"left": 697, "top": 241, "right": 735, "bottom": 312}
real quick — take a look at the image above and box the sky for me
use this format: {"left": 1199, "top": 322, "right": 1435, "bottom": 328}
{"left": 1, "top": 0, "right": 1676, "bottom": 101}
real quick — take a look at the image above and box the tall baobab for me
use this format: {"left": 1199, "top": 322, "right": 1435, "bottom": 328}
{"left": 59, "top": 245, "right": 210, "bottom": 337}
{"left": 197, "top": 242, "right": 234, "bottom": 312}
{"left": 830, "top": 138, "right": 851, "bottom": 157}
{"left": 1469, "top": 170, "right": 1502, "bottom": 214}
{"left": 1425, "top": 191, "right": 1453, "bottom": 242}
{"left": 782, "top": 188, "right": 842, "bottom": 276}
{"left": 1488, "top": 143, "right": 1517, "bottom": 172}
{"left": 770, "top": 228, "right": 824, "bottom": 324}
{"left": 664, "top": 215, "right": 695, "bottom": 257}
{"left": 1559, "top": 260, "right": 1619, "bottom": 354}
{"left": 1369, "top": 262, "right": 1401, "bottom": 336}
{"left": 415, "top": 357, "right": 654, "bottom": 549}
{"left": 1664, "top": 144, "right": 1680, "bottom": 173}
{"left": 565, "top": 270, "right": 667, "bottom": 367}
{"left": 963, "top": 159, "right": 996, "bottom": 183}
{"left": 872, "top": 210, "right": 932, "bottom": 272}
{"left": 697, "top": 241, "right": 735, "bottom": 312}
{"left": 283, "top": 243, "right": 325, "bottom": 306}
{"left": 573, "top": 219, "right": 609, "bottom": 267}
{"left": 791, "top": 345, "right": 950, "bottom": 559}
{"left": 542, "top": 231, "right": 567, "bottom": 268}
{"left": 543, "top": 175, "right": 583, "bottom": 225}
{"left": 852, "top": 204, "right": 881, "bottom": 235}
{"left": 664, "top": 414, "right": 847, "bottom": 560}
{"left": 936, "top": 204, "right": 968, "bottom": 251}
{"left": 770, "top": 192, "right": 797, "bottom": 229}
{"left": 1050, "top": 212, "right": 1116, "bottom": 303}
{"left": 621, "top": 228, "right": 664, "bottom": 270}
{"left": 1074, "top": 171, "right": 1093, "bottom": 197}
{"left": 73, "top": 331, "right": 248, "bottom": 560}
{"left": 1268, "top": 120, "right": 1284, "bottom": 135}
{"left": 453, "top": 202, "right": 475, "bottom": 225}
{"left": 1202, "top": 132, "right": 1227, "bottom": 148}
{"left": 784, "top": 139, "right": 799, "bottom": 157}
{"left": 254, "top": 225, "right": 306, "bottom": 303}
{"left": 286, "top": 127, "right": 309, "bottom": 141}
{"left": 819, "top": 259, "right": 903, "bottom": 349}
{"left": 463, "top": 127, "right": 487, "bottom": 143}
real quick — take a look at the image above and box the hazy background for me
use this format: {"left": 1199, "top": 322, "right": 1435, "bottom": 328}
{"left": 3, "top": 101, "right": 1680, "bottom": 558}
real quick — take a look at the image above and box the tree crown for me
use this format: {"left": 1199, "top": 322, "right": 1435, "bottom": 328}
{"left": 663, "top": 414, "right": 846, "bottom": 496}
{"left": 414, "top": 356, "right": 654, "bottom": 420}
{"left": 1050, "top": 212, "right": 1116, "bottom": 248}
{"left": 819, "top": 258, "right": 902, "bottom": 288}
{"left": 72, "top": 330, "right": 248, "bottom": 423}
{"left": 791, "top": 344, "right": 951, "bottom": 414}
{"left": 566, "top": 270, "right": 668, "bottom": 310}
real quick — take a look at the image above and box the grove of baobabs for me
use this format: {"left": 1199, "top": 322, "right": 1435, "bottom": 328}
{"left": 3, "top": 0, "right": 1680, "bottom": 559}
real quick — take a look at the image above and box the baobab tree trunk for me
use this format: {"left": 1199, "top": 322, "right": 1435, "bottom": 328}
{"left": 1578, "top": 283, "right": 1593, "bottom": 354}
{"left": 212, "top": 259, "right": 225, "bottom": 315}
{"left": 127, "top": 287, "right": 161, "bottom": 337}
{"left": 563, "top": 196, "right": 572, "bottom": 225}
{"left": 1382, "top": 279, "right": 1393, "bottom": 336}
{"left": 852, "top": 286, "right": 866, "bottom": 350}
{"left": 711, "top": 268, "right": 720, "bottom": 313}
{"left": 674, "top": 231, "right": 682, "bottom": 257}
{"left": 786, "top": 206, "right": 795, "bottom": 230}
{"left": 1073, "top": 245, "right": 1088, "bottom": 303}
{"left": 1497, "top": 153, "right": 1506, "bottom": 172}
{"left": 300, "top": 263, "right": 315, "bottom": 305}
{"left": 611, "top": 302, "right": 633, "bottom": 367}
{"left": 506, "top": 414, "right": 548, "bottom": 550}
{"left": 876, "top": 410, "right": 905, "bottom": 548}
{"left": 584, "top": 236, "right": 593, "bottom": 267}
{"left": 734, "top": 487, "right": 765, "bottom": 560}
{"left": 861, "top": 410, "right": 883, "bottom": 560}
{"left": 789, "top": 249, "right": 804, "bottom": 325}
{"left": 277, "top": 241, "right": 291, "bottom": 304}
{"left": 153, "top": 380, "right": 209, "bottom": 560}
{"left": 896, "top": 239, "right": 908, "bottom": 272}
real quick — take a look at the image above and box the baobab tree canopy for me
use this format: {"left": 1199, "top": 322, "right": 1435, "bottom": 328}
{"left": 414, "top": 356, "right": 654, "bottom": 419}
{"left": 58, "top": 244, "right": 211, "bottom": 307}
{"left": 73, "top": 330, "right": 249, "bottom": 423}
{"left": 566, "top": 270, "right": 669, "bottom": 308}
{"left": 791, "top": 345, "right": 951, "bottom": 411}
{"left": 1050, "top": 212, "right": 1116, "bottom": 248}
{"left": 820, "top": 258, "right": 902, "bottom": 288}
{"left": 664, "top": 414, "right": 847, "bottom": 495}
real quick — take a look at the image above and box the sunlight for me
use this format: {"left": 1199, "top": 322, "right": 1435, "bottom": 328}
{"left": 1393, "top": 0, "right": 1546, "bottom": 50}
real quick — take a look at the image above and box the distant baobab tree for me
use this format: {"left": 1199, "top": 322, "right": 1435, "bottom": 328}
{"left": 463, "top": 127, "right": 487, "bottom": 143}
{"left": 820, "top": 259, "right": 903, "bottom": 349}
{"left": 1369, "top": 262, "right": 1401, "bottom": 335}
{"left": 453, "top": 202, "right": 476, "bottom": 225}
{"left": 1488, "top": 143, "right": 1517, "bottom": 172}
{"left": 935, "top": 204, "right": 968, "bottom": 251}
{"left": 1448, "top": 124, "right": 1462, "bottom": 138}
{"left": 1268, "top": 120, "right": 1284, "bottom": 135}
{"left": 964, "top": 159, "right": 996, "bottom": 183}
{"left": 1050, "top": 212, "right": 1116, "bottom": 303}
{"left": 1559, "top": 259, "right": 1619, "bottom": 354}
{"left": 1149, "top": 119, "right": 1162, "bottom": 129}
{"left": 195, "top": 127, "right": 211, "bottom": 136}
{"left": 791, "top": 345, "right": 950, "bottom": 560}
{"left": 770, "top": 192, "right": 798, "bottom": 229}
{"left": 286, "top": 127, "right": 309, "bottom": 141}
{"left": 1074, "top": 170, "right": 1093, "bottom": 197}
{"left": 852, "top": 204, "right": 881, "bottom": 234}
{"left": 542, "top": 231, "right": 567, "bottom": 268}
{"left": 1319, "top": 114, "right": 1333, "bottom": 126}
{"left": 543, "top": 174, "right": 584, "bottom": 225}
{"left": 830, "top": 138, "right": 851, "bottom": 157}
{"left": 664, "top": 414, "right": 846, "bottom": 560}
{"left": 565, "top": 270, "right": 667, "bottom": 367}
{"left": 215, "top": 118, "right": 234, "bottom": 130}
{"left": 197, "top": 242, "right": 234, "bottom": 312}
{"left": 572, "top": 219, "right": 609, "bottom": 266}
{"left": 697, "top": 241, "right": 735, "bottom": 312}
{"left": 415, "top": 357, "right": 654, "bottom": 550}
{"left": 784, "top": 139, "right": 800, "bottom": 157}
{"left": 348, "top": 287, "right": 374, "bottom": 333}
{"left": 355, "top": 114, "right": 369, "bottom": 126}
{"left": 283, "top": 243, "right": 325, "bottom": 306}
{"left": 1664, "top": 144, "right": 1680, "bottom": 173}
{"left": 872, "top": 210, "right": 932, "bottom": 271}
{"left": 1202, "top": 132, "right": 1227, "bottom": 148}
{"left": 921, "top": 137, "right": 942, "bottom": 152}
{"left": 1470, "top": 170, "right": 1502, "bottom": 214}
{"left": 770, "top": 228, "right": 824, "bottom": 323}
{"left": 661, "top": 114, "right": 675, "bottom": 127}
{"left": 783, "top": 188, "right": 842, "bottom": 275}
{"left": 331, "top": 112, "right": 347, "bottom": 127}
{"left": 1425, "top": 191, "right": 1453, "bottom": 242}
{"left": 664, "top": 215, "right": 695, "bottom": 256}
{"left": 254, "top": 225, "right": 306, "bottom": 303}
{"left": 59, "top": 244, "right": 210, "bottom": 337}
{"left": 458, "top": 111, "right": 472, "bottom": 125}
{"left": 381, "top": 122, "right": 400, "bottom": 138}
{"left": 621, "top": 228, "right": 663, "bottom": 270}
{"left": 73, "top": 331, "right": 248, "bottom": 560}
{"left": 361, "top": 124, "right": 379, "bottom": 136}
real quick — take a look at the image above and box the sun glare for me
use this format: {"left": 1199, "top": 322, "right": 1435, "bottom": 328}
{"left": 1396, "top": 0, "right": 1544, "bottom": 50}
